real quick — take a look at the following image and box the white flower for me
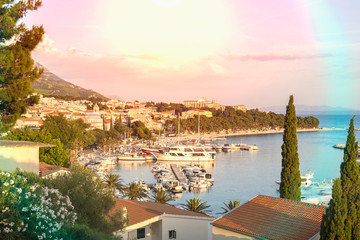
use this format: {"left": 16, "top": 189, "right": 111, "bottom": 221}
{"left": 17, "top": 188, "right": 22, "bottom": 194}
{"left": 5, "top": 173, "right": 10, "bottom": 177}
{"left": 4, "top": 182, "right": 9, "bottom": 186}
{"left": 9, "top": 180, "right": 14, "bottom": 185}
{"left": 9, "top": 222, "right": 14, "bottom": 227}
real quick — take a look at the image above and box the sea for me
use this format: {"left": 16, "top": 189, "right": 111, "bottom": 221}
{"left": 110, "top": 114, "right": 360, "bottom": 215}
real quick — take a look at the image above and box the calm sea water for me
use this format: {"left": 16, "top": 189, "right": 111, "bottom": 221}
{"left": 110, "top": 115, "right": 360, "bottom": 214}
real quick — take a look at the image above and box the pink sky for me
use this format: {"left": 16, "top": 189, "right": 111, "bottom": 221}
{"left": 24, "top": 0, "right": 360, "bottom": 109}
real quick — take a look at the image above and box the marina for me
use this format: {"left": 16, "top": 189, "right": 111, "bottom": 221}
{"left": 76, "top": 115, "right": 359, "bottom": 213}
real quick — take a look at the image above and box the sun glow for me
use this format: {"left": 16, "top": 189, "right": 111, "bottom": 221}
{"left": 98, "top": 0, "right": 233, "bottom": 63}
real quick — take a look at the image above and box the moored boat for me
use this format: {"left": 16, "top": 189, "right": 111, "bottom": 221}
{"left": 153, "top": 145, "right": 216, "bottom": 162}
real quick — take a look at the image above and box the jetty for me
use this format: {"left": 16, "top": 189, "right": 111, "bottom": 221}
{"left": 170, "top": 164, "right": 187, "bottom": 184}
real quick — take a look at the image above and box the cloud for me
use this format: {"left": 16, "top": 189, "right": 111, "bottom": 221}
{"left": 222, "top": 53, "right": 332, "bottom": 62}
{"left": 34, "top": 34, "right": 58, "bottom": 52}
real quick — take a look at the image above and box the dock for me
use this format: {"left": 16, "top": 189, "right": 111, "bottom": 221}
{"left": 170, "top": 164, "right": 187, "bottom": 184}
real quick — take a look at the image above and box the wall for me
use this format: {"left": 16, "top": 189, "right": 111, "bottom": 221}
{"left": 0, "top": 147, "right": 39, "bottom": 174}
{"left": 161, "top": 215, "right": 212, "bottom": 240}
{"left": 212, "top": 226, "right": 255, "bottom": 240}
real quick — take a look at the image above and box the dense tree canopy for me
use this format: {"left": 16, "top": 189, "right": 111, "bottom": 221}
{"left": 0, "top": 0, "right": 44, "bottom": 132}
{"left": 165, "top": 107, "right": 319, "bottom": 134}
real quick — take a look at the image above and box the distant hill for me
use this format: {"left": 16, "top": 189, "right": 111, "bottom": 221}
{"left": 32, "top": 63, "right": 108, "bottom": 100}
{"left": 261, "top": 105, "right": 360, "bottom": 115}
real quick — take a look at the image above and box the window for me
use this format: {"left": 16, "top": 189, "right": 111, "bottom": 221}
{"left": 137, "top": 228, "right": 145, "bottom": 239}
{"left": 169, "top": 230, "right": 176, "bottom": 239}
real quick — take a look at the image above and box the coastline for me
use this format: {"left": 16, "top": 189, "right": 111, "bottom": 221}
{"left": 164, "top": 127, "right": 346, "bottom": 142}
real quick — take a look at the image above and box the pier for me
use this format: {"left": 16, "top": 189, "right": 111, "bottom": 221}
{"left": 170, "top": 164, "right": 187, "bottom": 184}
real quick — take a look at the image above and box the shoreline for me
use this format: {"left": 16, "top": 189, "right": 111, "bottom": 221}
{"left": 164, "top": 127, "right": 346, "bottom": 142}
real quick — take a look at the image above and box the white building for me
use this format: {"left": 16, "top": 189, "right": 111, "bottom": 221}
{"left": 109, "top": 199, "right": 214, "bottom": 240}
{"left": 0, "top": 140, "right": 54, "bottom": 175}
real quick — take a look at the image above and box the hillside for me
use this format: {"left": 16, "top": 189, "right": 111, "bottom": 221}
{"left": 32, "top": 64, "right": 108, "bottom": 100}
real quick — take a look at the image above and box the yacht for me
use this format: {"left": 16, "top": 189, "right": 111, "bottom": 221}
{"left": 153, "top": 145, "right": 216, "bottom": 161}
{"left": 301, "top": 171, "right": 314, "bottom": 187}
{"left": 117, "top": 152, "right": 146, "bottom": 162}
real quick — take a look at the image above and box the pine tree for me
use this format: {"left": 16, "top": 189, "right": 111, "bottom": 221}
{"left": 320, "top": 179, "right": 348, "bottom": 240}
{"left": 0, "top": 0, "right": 44, "bottom": 132}
{"left": 280, "top": 95, "right": 301, "bottom": 201}
{"left": 340, "top": 117, "right": 360, "bottom": 239}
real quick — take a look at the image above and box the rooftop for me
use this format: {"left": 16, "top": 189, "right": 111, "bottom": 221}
{"left": 39, "top": 162, "right": 69, "bottom": 177}
{"left": 212, "top": 195, "right": 327, "bottom": 240}
{"left": 0, "top": 140, "right": 55, "bottom": 148}
{"left": 108, "top": 199, "right": 213, "bottom": 227}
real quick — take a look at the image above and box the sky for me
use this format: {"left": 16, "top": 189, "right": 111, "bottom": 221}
{"left": 24, "top": 0, "right": 360, "bottom": 109}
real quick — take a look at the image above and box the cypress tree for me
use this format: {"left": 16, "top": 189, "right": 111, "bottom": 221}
{"left": 340, "top": 117, "right": 360, "bottom": 239}
{"left": 320, "top": 117, "right": 360, "bottom": 239}
{"left": 320, "top": 179, "right": 348, "bottom": 240}
{"left": 280, "top": 95, "right": 301, "bottom": 201}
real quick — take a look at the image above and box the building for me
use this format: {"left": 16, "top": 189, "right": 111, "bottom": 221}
{"left": 0, "top": 140, "right": 54, "bottom": 175}
{"left": 39, "top": 162, "right": 69, "bottom": 179}
{"left": 230, "top": 105, "right": 247, "bottom": 112}
{"left": 183, "top": 98, "right": 222, "bottom": 110}
{"left": 212, "top": 195, "right": 327, "bottom": 240}
{"left": 15, "top": 117, "right": 43, "bottom": 129}
{"left": 109, "top": 199, "right": 214, "bottom": 240}
{"left": 181, "top": 109, "right": 213, "bottom": 119}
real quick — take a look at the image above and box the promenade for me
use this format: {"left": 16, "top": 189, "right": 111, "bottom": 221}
{"left": 165, "top": 127, "right": 346, "bottom": 143}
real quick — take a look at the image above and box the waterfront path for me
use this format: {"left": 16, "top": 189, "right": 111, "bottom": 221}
{"left": 165, "top": 127, "right": 346, "bottom": 143}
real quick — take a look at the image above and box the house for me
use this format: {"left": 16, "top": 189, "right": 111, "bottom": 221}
{"left": 39, "top": 162, "right": 69, "bottom": 179}
{"left": 181, "top": 109, "right": 213, "bottom": 119}
{"left": 109, "top": 199, "right": 214, "bottom": 240}
{"left": 0, "top": 140, "right": 54, "bottom": 175}
{"left": 15, "top": 117, "right": 44, "bottom": 129}
{"left": 212, "top": 195, "right": 327, "bottom": 240}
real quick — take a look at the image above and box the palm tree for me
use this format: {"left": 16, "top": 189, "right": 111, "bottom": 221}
{"left": 219, "top": 200, "right": 241, "bottom": 214}
{"left": 123, "top": 182, "right": 148, "bottom": 200}
{"left": 180, "top": 198, "right": 211, "bottom": 215}
{"left": 151, "top": 190, "right": 172, "bottom": 204}
{"left": 103, "top": 173, "right": 124, "bottom": 194}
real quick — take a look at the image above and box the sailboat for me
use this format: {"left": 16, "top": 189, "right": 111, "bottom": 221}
{"left": 153, "top": 113, "right": 216, "bottom": 162}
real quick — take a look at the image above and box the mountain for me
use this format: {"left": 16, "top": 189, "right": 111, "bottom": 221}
{"left": 32, "top": 64, "right": 108, "bottom": 100}
{"left": 261, "top": 105, "right": 360, "bottom": 115}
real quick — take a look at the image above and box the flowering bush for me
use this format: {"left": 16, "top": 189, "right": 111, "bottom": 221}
{"left": 0, "top": 170, "right": 77, "bottom": 240}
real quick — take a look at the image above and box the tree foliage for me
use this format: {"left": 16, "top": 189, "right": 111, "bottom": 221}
{"left": 151, "top": 189, "right": 172, "bottom": 204}
{"left": 122, "top": 182, "right": 148, "bottom": 200}
{"left": 219, "top": 200, "right": 241, "bottom": 214}
{"left": 4, "top": 127, "right": 69, "bottom": 167}
{"left": 131, "top": 121, "right": 152, "bottom": 140}
{"left": 180, "top": 198, "right": 211, "bottom": 215}
{"left": 0, "top": 0, "right": 44, "bottom": 132}
{"left": 321, "top": 117, "right": 360, "bottom": 239}
{"left": 165, "top": 108, "right": 319, "bottom": 134}
{"left": 280, "top": 95, "right": 301, "bottom": 201}
{"left": 46, "top": 165, "right": 125, "bottom": 235}
{"left": 320, "top": 179, "right": 348, "bottom": 240}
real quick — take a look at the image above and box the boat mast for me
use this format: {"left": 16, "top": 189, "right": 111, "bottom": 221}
{"left": 198, "top": 113, "right": 200, "bottom": 144}
{"left": 177, "top": 113, "right": 180, "bottom": 145}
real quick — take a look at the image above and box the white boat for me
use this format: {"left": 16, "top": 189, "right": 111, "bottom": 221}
{"left": 153, "top": 145, "right": 216, "bottom": 162}
{"left": 275, "top": 171, "right": 314, "bottom": 189}
{"left": 117, "top": 152, "right": 146, "bottom": 162}
{"left": 301, "top": 171, "right": 314, "bottom": 187}
{"left": 222, "top": 144, "right": 232, "bottom": 152}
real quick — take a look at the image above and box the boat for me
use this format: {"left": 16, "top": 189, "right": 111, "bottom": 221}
{"left": 213, "top": 145, "right": 223, "bottom": 152}
{"left": 153, "top": 145, "right": 216, "bottom": 161}
{"left": 275, "top": 171, "right": 314, "bottom": 189}
{"left": 301, "top": 171, "right": 314, "bottom": 187}
{"left": 117, "top": 152, "right": 146, "bottom": 162}
{"left": 222, "top": 144, "right": 232, "bottom": 152}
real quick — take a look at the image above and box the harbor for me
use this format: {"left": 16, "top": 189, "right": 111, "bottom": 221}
{"left": 74, "top": 124, "right": 352, "bottom": 214}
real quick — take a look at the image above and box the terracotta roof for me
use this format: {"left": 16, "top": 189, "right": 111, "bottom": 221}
{"left": 103, "top": 119, "right": 111, "bottom": 123}
{"left": 39, "top": 162, "right": 69, "bottom": 177}
{"left": 108, "top": 199, "right": 212, "bottom": 227}
{"left": 212, "top": 195, "right": 327, "bottom": 240}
